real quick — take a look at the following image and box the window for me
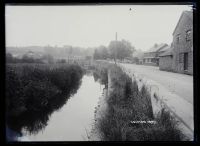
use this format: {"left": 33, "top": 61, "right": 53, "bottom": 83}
{"left": 186, "top": 30, "right": 191, "bottom": 41}
{"left": 176, "top": 34, "right": 180, "bottom": 44}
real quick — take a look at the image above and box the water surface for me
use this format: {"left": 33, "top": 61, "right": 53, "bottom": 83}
{"left": 21, "top": 75, "right": 103, "bottom": 141}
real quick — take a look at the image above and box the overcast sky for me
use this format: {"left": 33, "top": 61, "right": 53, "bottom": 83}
{"left": 6, "top": 5, "right": 193, "bottom": 51}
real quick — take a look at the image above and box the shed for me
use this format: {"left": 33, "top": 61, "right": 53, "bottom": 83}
{"left": 159, "top": 47, "right": 173, "bottom": 71}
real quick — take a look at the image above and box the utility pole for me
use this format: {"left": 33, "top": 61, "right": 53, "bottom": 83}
{"left": 114, "top": 32, "right": 117, "bottom": 64}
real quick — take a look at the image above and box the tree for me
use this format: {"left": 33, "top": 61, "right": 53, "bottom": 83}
{"left": 133, "top": 57, "right": 139, "bottom": 64}
{"left": 57, "top": 59, "right": 66, "bottom": 63}
{"left": 93, "top": 46, "right": 109, "bottom": 60}
{"left": 46, "top": 54, "right": 54, "bottom": 64}
{"left": 98, "top": 45, "right": 109, "bottom": 59}
{"left": 85, "top": 56, "right": 92, "bottom": 60}
{"left": 93, "top": 49, "right": 100, "bottom": 60}
{"left": 108, "top": 39, "right": 135, "bottom": 64}
{"left": 108, "top": 41, "right": 118, "bottom": 64}
{"left": 22, "top": 54, "right": 34, "bottom": 63}
{"left": 6, "top": 53, "right": 14, "bottom": 63}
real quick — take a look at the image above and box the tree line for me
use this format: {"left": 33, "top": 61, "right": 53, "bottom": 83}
{"left": 93, "top": 39, "right": 135, "bottom": 63}
{"left": 6, "top": 53, "right": 55, "bottom": 64}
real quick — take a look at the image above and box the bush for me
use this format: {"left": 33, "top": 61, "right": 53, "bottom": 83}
{"left": 6, "top": 63, "right": 83, "bottom": 134}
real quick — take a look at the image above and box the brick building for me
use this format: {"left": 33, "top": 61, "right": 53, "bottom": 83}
{"left": 159, "top": 11, "right": 193, "bottom": 75}
{"left": 171, "top": 11, "right": 193, "bottom": 75}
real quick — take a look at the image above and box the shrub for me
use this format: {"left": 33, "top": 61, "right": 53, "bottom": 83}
{"left": 6, "top": 63, "right": 83, "bottom": 134}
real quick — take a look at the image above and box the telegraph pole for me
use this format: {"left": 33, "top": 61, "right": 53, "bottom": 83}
{"left": 114, "top": 32, "right": 117, "bottom": 64}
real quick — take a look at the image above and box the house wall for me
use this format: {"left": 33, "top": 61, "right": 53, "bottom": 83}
{"left": 159, "top": 56, "right": 173, "bottom": 71}
{"left": 172, "top": 12, "right": 193, "bottom": 75}
{"left": 172, "top": 51, "right": 193, "bottom": 74}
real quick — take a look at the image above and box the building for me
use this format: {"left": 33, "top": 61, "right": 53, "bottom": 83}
{"left": 143, "top": 43, "right": 169, "bottom": 66}
{"left": 171, "top": 11, "right": 193, "bottom": 75}
{"left": 159, "top": 11, "right": 193, "bottom": 75}
{"left": 159, "top": 46, "right": 173, "bottom": 71}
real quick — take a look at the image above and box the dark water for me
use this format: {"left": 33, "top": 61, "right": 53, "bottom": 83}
{"left": 16, "top": 75, "right": 103, "bottom": 141}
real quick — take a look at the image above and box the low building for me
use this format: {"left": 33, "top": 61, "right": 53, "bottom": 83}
{"left": 143, "top": 43, "right": 169, "bottom": 66}
{"left": 159, "top": 46, "right": 173, "bottom": 71}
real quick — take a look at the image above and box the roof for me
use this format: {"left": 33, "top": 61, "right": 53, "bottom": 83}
{"left": 159, "top": 46, "right": 173, "bottom": 57}
{"left": 143, "top": 56, "right": 156, "bottom": 59}
{"left": 173, "top": 11, "right": 193, "bottom": 35}
{"left": 159, "top": 45, "right": 170, "bottom": 52}
{"left": 146, "top": 43, "right": 168, "bottom": 53}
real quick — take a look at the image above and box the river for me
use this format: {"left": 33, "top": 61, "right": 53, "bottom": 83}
{"left": 18, "top": 74, "right": 104, "bottom": 141}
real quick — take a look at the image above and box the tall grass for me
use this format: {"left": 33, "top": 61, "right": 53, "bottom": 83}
{"left": 92, "top": 61, "right": 109, "bottom": 87}
{"left": 95, "top": 62, "right": 185, "bottom": 141}
{"left": 6, "top": 63, "right": 83, "bottom": 134}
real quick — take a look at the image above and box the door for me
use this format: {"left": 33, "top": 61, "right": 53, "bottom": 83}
{"left": 184, "top": 53, "right": 188, "bottom": 71}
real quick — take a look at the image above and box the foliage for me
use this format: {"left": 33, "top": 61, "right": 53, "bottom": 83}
{"left": 94, "top": 62, "right": 185, "bottom": 141}
{"left": 93, "top": 46, "right": 109, "bottom": 60}
{"left": 56, "top": 59, "right": 66, "bottom": 63}
{"left": 6, "top": 63, "right": 83, "bottom": 134}
{"left": 6, "top": 53, "right": 44, "bottom": 64}
{"left": 108, "top": 39, "right": 135, "bottom": 62}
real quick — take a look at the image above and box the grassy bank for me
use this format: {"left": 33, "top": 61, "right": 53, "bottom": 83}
{"left": 94, "top": 61, "right": 186, "bottom": 141}
{"left": 6, "top": 63, "right": 83, "bottom": 134}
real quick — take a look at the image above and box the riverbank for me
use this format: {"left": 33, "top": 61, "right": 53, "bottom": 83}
{"left": 90, "top": 61, "right": 187, "bottom": 141}
{"left": 89, "top": 88, "right": 108, "bottom": 141}
{"left": 6, "top": 63, "right": 84, "bottom": 140}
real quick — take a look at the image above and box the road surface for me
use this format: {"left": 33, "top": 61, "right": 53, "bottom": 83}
{"left": 119, "top": 63, "right": 193, "bottom": 104}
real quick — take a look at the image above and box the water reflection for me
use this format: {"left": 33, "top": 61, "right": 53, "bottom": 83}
{"left": 20, "top": 75, "right": 104, "bottom": 141}
{"left": 6, "top": 69, "right": 83, "bottom": 141}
